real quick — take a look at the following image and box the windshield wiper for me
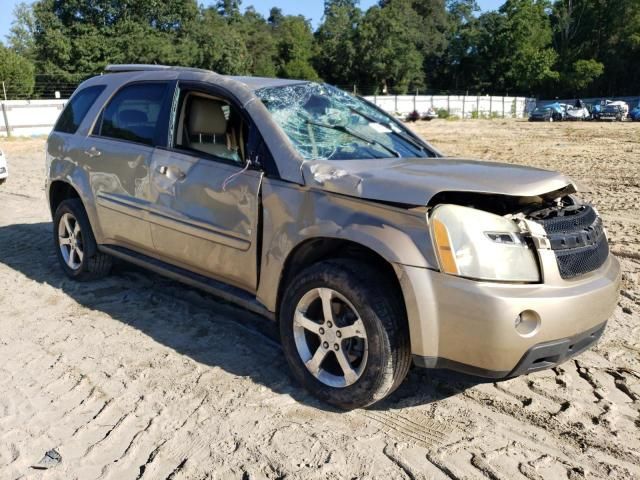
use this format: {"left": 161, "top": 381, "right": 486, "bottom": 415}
{"left": 305, "top": 119, "right": 401, "bottom": 158}
{"left": 348, "top": 106, "right": 426, "bottom": 154}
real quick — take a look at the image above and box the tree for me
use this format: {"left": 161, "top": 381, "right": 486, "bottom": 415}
{"left": 429, "top": 0, "right": 482, "bottom": 92}
{"left": 356, "top": 0, "right": 424, "bottom": 94}
{"left": 551, "top": 0, "right": 640, "bottom": 96}
{"left": 268, "top": 7, "right": 285, "bottom": 28}
{"left": 188, "top": 7, "right": 250, "bottom": 74}
{"left": 240, "top": 8, "right": 277, "bottom": 77}
{"left": 27, "top": 0, "right": 199, "bottom": 81}
{"left": 7, "top": 2, "right": 36, "bottom": 60}
{"left": 314, "top": 0, "right": 362, "bottom": 85}
{"left": 0, "top": 45, "right": 35, "bottom": 98}
{"left": 272, "top": 16, "right": 319, "bottom": 80}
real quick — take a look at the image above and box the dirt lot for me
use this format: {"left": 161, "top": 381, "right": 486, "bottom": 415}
{"left": 0, "top": 120, "right": 638, "bottom": 480}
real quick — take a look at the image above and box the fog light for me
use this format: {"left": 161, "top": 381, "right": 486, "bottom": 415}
{"left": 515, "top": 310, "right": 540, "bottom": 337}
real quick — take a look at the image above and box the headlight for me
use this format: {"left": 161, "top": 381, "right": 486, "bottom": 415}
{"left": 430, "top": 204, "right": 540, "bottom": 282}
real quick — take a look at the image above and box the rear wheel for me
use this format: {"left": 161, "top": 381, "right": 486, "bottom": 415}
{"left": 54, "top": 199, "right": 112, "bottom": 280}
{"left": 279, "top": 260, "right": 411, "bottom": 409}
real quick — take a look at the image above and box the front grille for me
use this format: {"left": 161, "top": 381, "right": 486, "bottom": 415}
{"left": 535, "top": 204, "right": 597, "bottom": 234}
{"left": 535, "top": 205, "right": 609, "bottom": 279}
{"left": 554, "top": 237, "right": 609, "bottom": 279}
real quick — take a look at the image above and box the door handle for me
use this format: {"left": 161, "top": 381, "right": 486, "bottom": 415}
{"left": 84, "top": 147, "right": 102, "bottom": 158}
{"left": 157, "top": 165, "right": 186, "bottom": 180}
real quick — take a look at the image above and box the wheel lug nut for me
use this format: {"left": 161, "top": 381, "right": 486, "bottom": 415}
{"left": 322, "top": 341, "right": 329, "bottom": 349}
{"left": 327, "top": 321, "right": 333, "bottom": 328}
{"left": 319, "top": 327, "right": 325, "bottom": 335}
{"left": 336, "top": 331, "right": 341, "bottom": 338}
{"left": 333, "top": 343, "right": 339, "bottom": 351}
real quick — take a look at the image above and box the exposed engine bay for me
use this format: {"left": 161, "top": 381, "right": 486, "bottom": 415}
{"left": 427, "top": 186, "right": 609, "bottom": 280}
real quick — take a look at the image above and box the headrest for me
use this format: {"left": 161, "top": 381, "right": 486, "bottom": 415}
{"left": 119, "top": 109, "right": 147, "bottom": 125}
{"left": 188, "top": 97, "right": 227, "bottom": 135}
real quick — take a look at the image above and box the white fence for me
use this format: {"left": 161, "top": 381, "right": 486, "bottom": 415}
{"left": 0, "top": 100, "right": 66, "bottom": 137}
{"left": 364, "top": 94, "right": 537, "bottom": 119}
{"left": 0, "top": 94, "right": 552, "bottom": 138}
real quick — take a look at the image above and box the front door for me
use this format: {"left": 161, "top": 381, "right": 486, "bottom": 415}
{"left": 148, "top": 85, "right": 263, "bottom": 292}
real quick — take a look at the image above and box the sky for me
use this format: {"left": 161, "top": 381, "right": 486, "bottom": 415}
{"left": 0, "top": 0, "right": 505, "bottom": 43}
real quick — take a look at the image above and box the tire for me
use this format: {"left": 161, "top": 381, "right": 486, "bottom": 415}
{"left": 279, "top": 259, "right": 411, "bottom": 409}
{"left": 53, "top": 198, "right": 112, "bottom": 280}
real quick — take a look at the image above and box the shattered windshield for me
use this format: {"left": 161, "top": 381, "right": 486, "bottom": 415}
{"left": 256, "top": 82, "right": 432, "bottom": 161}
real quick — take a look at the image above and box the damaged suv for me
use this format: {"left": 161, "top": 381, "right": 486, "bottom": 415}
{"left": 46, "top": 65, "right": 620, "bottom": 409}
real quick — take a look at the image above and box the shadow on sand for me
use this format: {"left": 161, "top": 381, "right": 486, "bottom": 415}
{"left": 0, "top": 221, "right": 487, "bottom": 411}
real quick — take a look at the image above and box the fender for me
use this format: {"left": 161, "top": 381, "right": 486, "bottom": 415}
{"left": 256, "top": 178, "right": 437, "bottom": 312}
{"left": 46, "top": 132, "right": 107, "bottom": 244}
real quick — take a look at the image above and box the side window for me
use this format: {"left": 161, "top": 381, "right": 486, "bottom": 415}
{"left": 173, "top": 91, "right": 247, "bottom": 164}
{"left": 54, "top": 85, "right": 105, "bottom": 134}
{"left": 96, "top": 83, "right": 168, "bottom": 146}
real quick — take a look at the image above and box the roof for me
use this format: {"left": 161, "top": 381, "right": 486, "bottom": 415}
{"left": 225, "top": 76, "right": 309, "bottom": 91}
{"left": 104, "top": 65, "right": 309, "bottom": 91}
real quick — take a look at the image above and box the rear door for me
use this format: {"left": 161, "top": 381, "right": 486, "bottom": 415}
{"left": 86, "top": 81, "right": 173, "bottom": 253}
{"left": 147, "top": 82, "right": 263, "bottom": 292}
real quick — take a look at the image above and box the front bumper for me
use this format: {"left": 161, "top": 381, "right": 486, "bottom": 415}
{"left": 395, "top": 253, "right": 620, "bottom": 377}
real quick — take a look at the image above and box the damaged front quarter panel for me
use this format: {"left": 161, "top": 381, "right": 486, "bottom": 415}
{"left": 256, "top": 177, "right": 437, "bottom": 312}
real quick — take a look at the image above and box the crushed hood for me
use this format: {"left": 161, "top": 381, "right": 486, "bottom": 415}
{"left": 302, "top": 157, "right": 574, "bottom": 206}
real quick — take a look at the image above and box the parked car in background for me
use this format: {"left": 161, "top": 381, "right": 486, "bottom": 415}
{"left": 529, "top": 103, "right": 564, "bottom": 122}
{"left": 45, "top": 65, "right": 620, "bottom": 408}
{"left": 607, "top": 100, "right": 629, "bottom": 117}
{"left": 0, "top": 149, "right": 8, "bottom": 185}
{"left": 405, "top": 110, "right": 420, "bottom": 122}
{"left": 599, "top": 104, "right": 625, "bottom": 121}
{"left": 564, "top": 100, "right": 590, "bottom": 121}
{"left": 629, "top": 102, "right": 640, "bottom": 121}
{"left": 421, "top": 107, "right": 438, "bottom": 121}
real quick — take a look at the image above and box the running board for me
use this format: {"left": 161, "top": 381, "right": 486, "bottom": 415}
{"left": 99, "top": 245, "right": 275, "bottom": 321}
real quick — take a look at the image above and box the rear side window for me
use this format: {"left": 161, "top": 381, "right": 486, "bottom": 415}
{"left": 54, "top": 85, "right": 105, "bottom": 134}
{"left": 95, "top": 82, "right": 168, "bottom": 146}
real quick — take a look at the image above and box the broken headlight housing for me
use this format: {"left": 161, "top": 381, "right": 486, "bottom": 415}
{"left": 430, "top": 204, "right": 540, "bottom": 282}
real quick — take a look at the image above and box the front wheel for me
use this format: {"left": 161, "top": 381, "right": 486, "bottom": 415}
{"left": 279, "top": 260, "right": 411, "bottom": 409}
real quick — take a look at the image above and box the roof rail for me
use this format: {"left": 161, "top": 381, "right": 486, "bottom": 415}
{"left": 104, "top": 64, "right": 214, "bottom": 74}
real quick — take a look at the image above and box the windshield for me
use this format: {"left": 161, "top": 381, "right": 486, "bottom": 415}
{"left": 256, "top": 82, "right": 432, "bottom": 161}
{"left": 534, "top": 107, "right": 551, "bottom": 113}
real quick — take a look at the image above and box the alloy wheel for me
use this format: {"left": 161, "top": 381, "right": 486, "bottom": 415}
{"left": 293, "top": 287, "right": 368, "bottom": 388}
{"left": 58, "top": 212, "right": 84, "bottom": 270}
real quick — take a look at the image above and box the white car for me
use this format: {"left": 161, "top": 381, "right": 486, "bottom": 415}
{"left": 564, "top": 100, "right": 591, "bottom": 120}
{"left": 0, "top": 149, "right": 7, "bottom": 185}
{"left": 605, "top": 100, "right": 629, "bottom": 117}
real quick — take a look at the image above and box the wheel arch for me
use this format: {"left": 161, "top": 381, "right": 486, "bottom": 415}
{"left": 275, "top": 237, "right": 406, "bottom": 322}
{"left": 49, "top": 180, "right": 81, "bottom": 216}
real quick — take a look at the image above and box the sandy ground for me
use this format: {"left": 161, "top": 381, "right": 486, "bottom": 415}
{"left": 0, "top": 120, "right": 638, "bottom": 480}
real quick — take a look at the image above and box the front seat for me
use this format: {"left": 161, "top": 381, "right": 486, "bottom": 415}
{"left": 187, "top": 97, "right": 239, "bottom": 162}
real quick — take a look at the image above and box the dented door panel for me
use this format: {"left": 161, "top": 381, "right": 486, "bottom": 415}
{"left": 86, "top": 137, "right": 155, "bottom": 251}
{"left": 148, "top": 148, "right": 262, "bottom": 291}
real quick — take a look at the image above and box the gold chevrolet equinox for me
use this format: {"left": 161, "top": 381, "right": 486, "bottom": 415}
{"left": 46, "top": 65, "right": 621, "bottom": 408}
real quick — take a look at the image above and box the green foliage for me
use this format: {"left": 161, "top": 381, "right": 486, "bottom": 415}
{"left": 567, "top": 59, "right": 605, "bottom": 92}
{"left": 0, "top": 44, "right": 35, "bottom": 98}
{"left": 436, "top": 108, "right": 450, "bottom": 118}
{"left": 272, "top": 16, "right": 319, "bottom": 80}
{"left": 314, "top": 0, "right": 361, "bottom": 85}
{"left": 1, "top": 0, "right": 639, "bottom": 99}
{"left": 357, "top": 0, "right": 425, "bottom": 94}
